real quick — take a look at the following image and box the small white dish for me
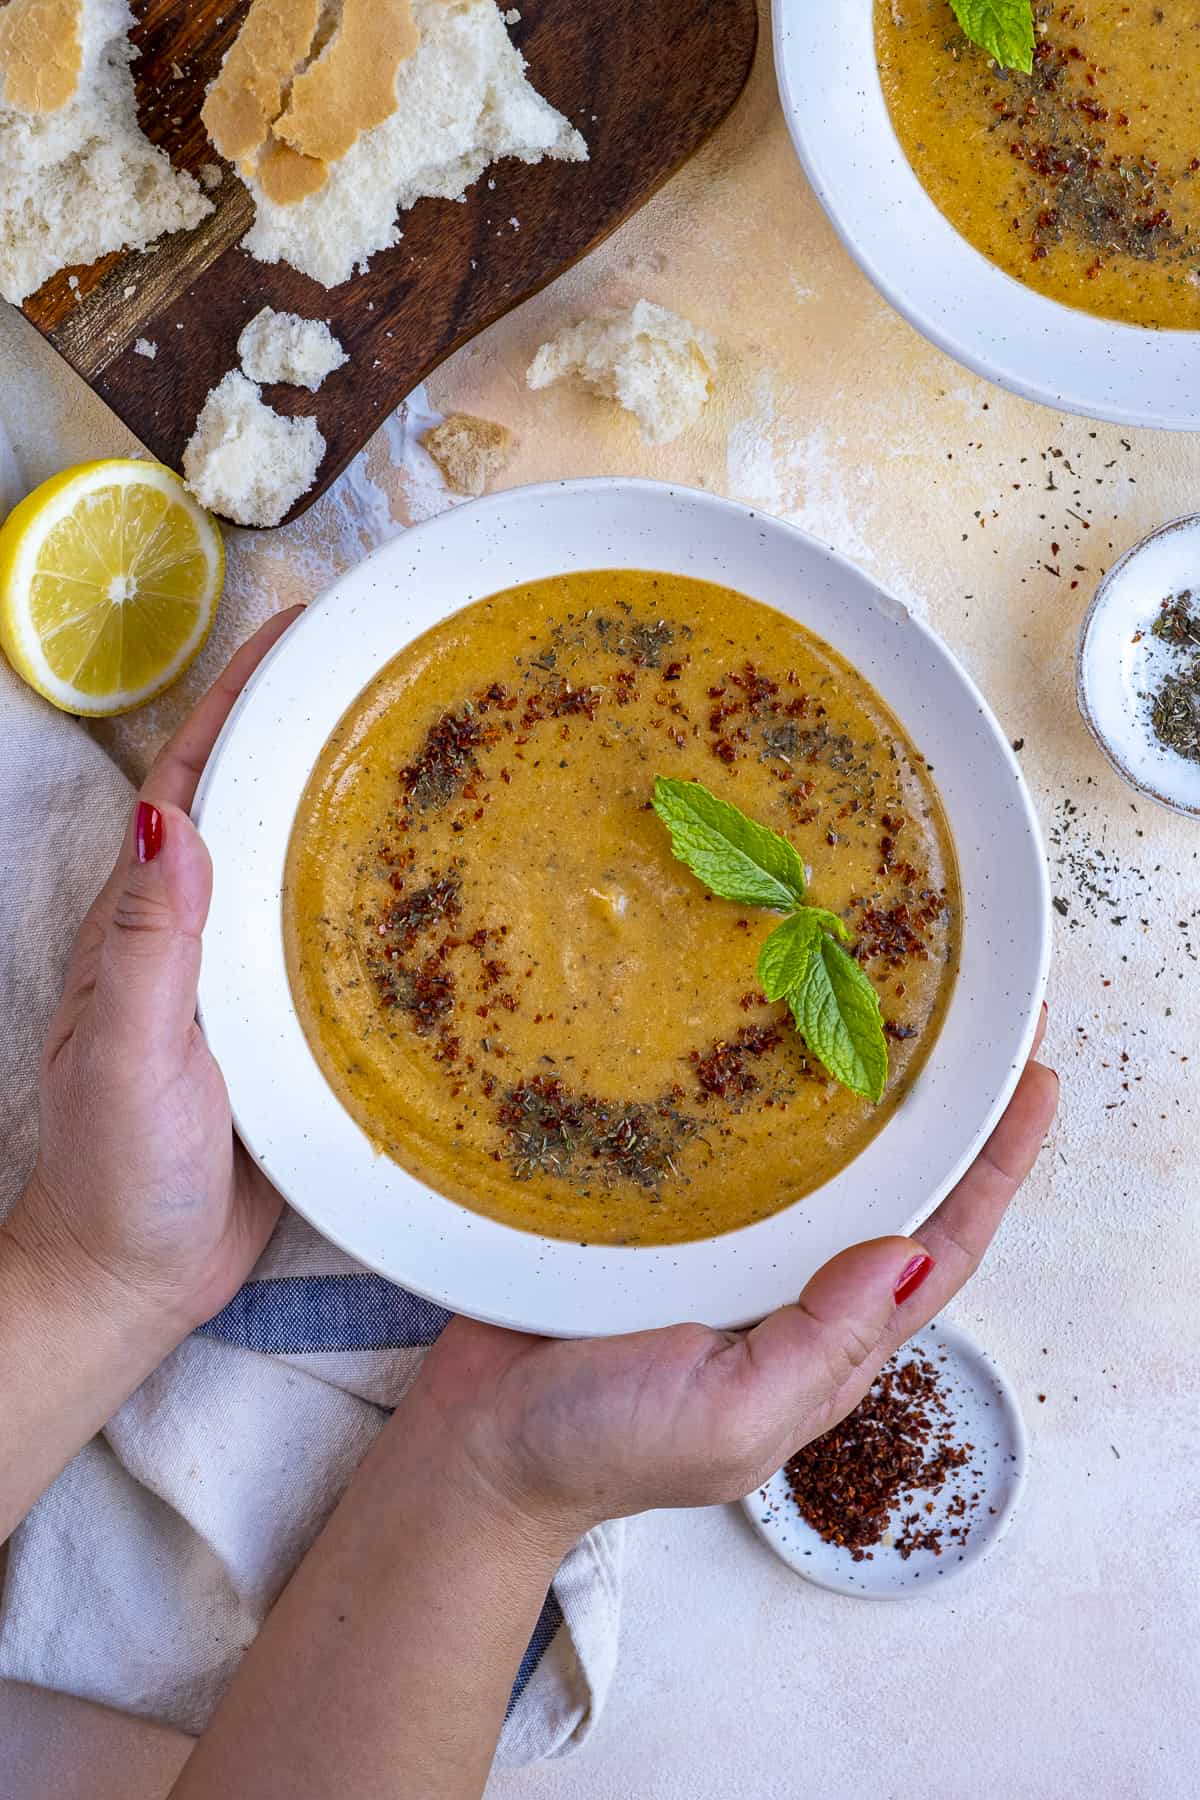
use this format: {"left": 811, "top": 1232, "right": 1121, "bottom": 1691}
{"left": 1077, "top": 515, "right": 1200, "bottom": 819}
{"left": 772, "top": 1, "right": 1200, "bottom": 429}
{"left": 193, "top": 479, "right": 1049, "bottom": 1338}
{"left": 741, "top": 1319, "right": 1028, "bottom": 1599}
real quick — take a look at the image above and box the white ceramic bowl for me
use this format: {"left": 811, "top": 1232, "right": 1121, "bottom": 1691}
{"left": 1077, "top": 513, "right": 1200, "bottom": 818}
{"left": 194, "top": 480, "right": 1049, "bottom": 1337}
{"left": 772, "top": 1, "right": 1200, "bottom": 429}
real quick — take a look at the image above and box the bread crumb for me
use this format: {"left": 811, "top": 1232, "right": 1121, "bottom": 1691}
{"left": 183, "top": 369, "right": 325, "bottom": 528}
{"left": 132, "top": 336, "right": 156, "bottom": 358}
{"left": 527, "top": 300, "right": 716, "bottom": 446}
{"left": 224, "top": 0, "right": 586, "bottom": 288}
{"left": 67, "top": 273, "right": 78, "bottom": 290}
{"left": 122, "top": 282, "right": 135, "bottom": 298}
{"left": 199, "top": 160, "right": 223, "bottom": 191}
{"left": 237, "top": 306, "right": 348, "bottom": 390}
{"left": 422, "top": 413, "right": 514, "bottom": 497}
{"left": 503, "top": 7, "right": 520, "bottom": 20}
{"left": 0, "top": 0, "right": 211, "bottom": 304}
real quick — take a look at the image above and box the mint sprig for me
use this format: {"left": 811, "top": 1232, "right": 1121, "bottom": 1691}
{"left": 949, "top": 0, "right": 1034, "bottom": 74}
{"left": 652, "top": 777, "right": 888, "bottom": 1103}
{"left": 651, "top": 777, "right": 808, "bottom": 912}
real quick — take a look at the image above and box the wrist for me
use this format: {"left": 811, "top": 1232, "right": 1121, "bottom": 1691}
{"left": 1, "top": 1175, "right": 192, "bottom": 1374}
{"left": 380, "top": 1381, "right": 584, "bottom": 1573}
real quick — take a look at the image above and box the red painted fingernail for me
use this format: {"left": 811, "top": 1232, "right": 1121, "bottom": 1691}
{"left": 893, "top": 1253, "right": 934, "bottom": 1305}
{"left": 135, "top": 801, "right": 163, "bottom": 864}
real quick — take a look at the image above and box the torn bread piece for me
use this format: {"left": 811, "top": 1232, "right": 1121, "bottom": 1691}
{"left": 422, "top": 413, "right": 514, "bottom": 496}
{"left": 237, "top": 307, "right": 348, "bottom": 391}
{"left": 527, "top": 301, "right": 717, "bottom": 446}
{"left": 0, "top": 0, "right": 211, "bottom": 304}
{"left": 202, "top": 0, "right": 415, "bottom": 207}
{"left": 0, "top": 0, "right": 82, "bottom": 113}
{"left": 207, "top": 0, "right": 586, "bottom": 288}
{"left": 200, "top": 0, "right": 322, "bottom": 167}
{"left": 183, "top": 370, "right": 325, "bottom": 528}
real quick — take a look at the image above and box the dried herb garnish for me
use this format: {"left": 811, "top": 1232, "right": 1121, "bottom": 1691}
{"left": 969, "top": 7, "right": 1195, "bottom": 276}
{"left": 381, "top": 874, "right": 462, "bottom": 949}
{"left": 400, "top": 705, "right": 491, "bottom": 811}
{"left": 783, "top": 1351, "right": 974, "bottom": 1562}
{"left": 1150, "top": 591, "right": 1200, "bottom": 651}
{"left": 594, "top": 612, "right": 677, "bottom": 668}
{"left": 381, "top": 956, "right": 456, "bottom": 1033}
{"left": 1146, "top": 590, "right": 1200, "bottom": 763}
{"left": 1150, "top": 665, "right": 1200, "bottom": 764}
{"left": 497, "top": 1073, "right": 699, "bottom": 1189}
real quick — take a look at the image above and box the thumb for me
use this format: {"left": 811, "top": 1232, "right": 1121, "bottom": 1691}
{"left": 91, "top": 800, "right": 214, "bottom": 1057}
{"left": 739, "top": 1236, "right": 934, "bottom": 1447}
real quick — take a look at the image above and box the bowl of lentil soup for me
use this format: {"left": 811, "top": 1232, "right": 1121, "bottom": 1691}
{"left": 193, "top": 480, "right": 1049, "bottom": 1337}
{"left": 774, "top": 1, "right": 1200, "bottom": 427}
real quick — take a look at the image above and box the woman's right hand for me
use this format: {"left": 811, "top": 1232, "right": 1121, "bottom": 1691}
{"left": 407, "top": 1016, "right": 1057, "bottom": 1547}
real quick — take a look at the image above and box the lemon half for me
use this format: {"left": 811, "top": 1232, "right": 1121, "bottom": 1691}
{"left": 0, "top": 459, "right": 224, "bottom": 716}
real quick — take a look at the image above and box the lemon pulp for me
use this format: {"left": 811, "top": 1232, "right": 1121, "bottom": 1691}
{"left": 0, "top": 460, "right": 224, "bottom": 715}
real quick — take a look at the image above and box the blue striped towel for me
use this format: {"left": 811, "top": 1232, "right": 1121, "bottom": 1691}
{"left": 0, "top": 1212, "right": 624, "bottom": 1764}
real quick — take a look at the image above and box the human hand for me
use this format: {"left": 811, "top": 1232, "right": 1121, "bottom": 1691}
{"left": 408, "top": 1017, "right": 1057, "bottom": 1550}
{"left": 2, "top": 611, "right": 301, "bottom": 1345}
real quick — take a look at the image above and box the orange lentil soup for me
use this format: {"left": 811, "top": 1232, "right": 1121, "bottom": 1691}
{"left": 283, "top": 572, "right": 960, "bottom": 1246}
{"left": 877, "top": 1, "right": 1200, "bottom": 329}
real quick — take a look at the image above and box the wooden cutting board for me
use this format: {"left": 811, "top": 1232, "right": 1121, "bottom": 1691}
{"left": 18, "top": 0, "right": 758, "bottom": 525}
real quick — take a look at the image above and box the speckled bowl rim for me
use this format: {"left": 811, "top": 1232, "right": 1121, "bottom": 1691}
{"left": 772, "top": 1, "right": 1200, "bottom": 430}
{"left": 193, "top": 479, "right": 1050, "bottom": 1337}
{"left": 1076, "top": 512, "right": 1200, "bottom": 819}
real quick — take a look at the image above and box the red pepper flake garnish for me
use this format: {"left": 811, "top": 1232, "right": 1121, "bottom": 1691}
{"left": 690, "top": 1025, "right": 781, "bottom": 1102}
{"left": 783, "top": 1352, "right": 971, "bottom": 1562}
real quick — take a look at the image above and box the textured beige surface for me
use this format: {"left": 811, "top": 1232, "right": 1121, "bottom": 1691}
{"left": 1, "top": 5, "right": 1198, "bottom": 1794}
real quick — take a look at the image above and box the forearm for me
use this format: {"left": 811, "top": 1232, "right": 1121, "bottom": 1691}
{"left": 170, "top": 1385, "right": 572, "bottom": 1800}
{"left": 0, "top": 1193, "right": 185, "bottom": 1542}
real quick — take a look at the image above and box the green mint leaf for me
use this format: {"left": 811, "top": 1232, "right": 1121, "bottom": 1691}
{"left": 757, "top": 912, "right": 824, "bottom": 1002}
{"left": 799, "top": 905, "right": 850, "bottom": 946}
{"left": 788, "top": 935, "right": 889, "bottom": 1103}
{"left": 757, "top": 907, "right": 850, "bottom": 1002}
{"left": 949, "top": 0, "right": 1034, "bottom": 73}
{"left": 652, "top": 777, "right": 807, "bottom": 911}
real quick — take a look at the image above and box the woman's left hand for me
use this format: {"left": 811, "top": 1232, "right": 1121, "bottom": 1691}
{"left": 3, "top": 611, "right": 300, "bottom": 1342}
